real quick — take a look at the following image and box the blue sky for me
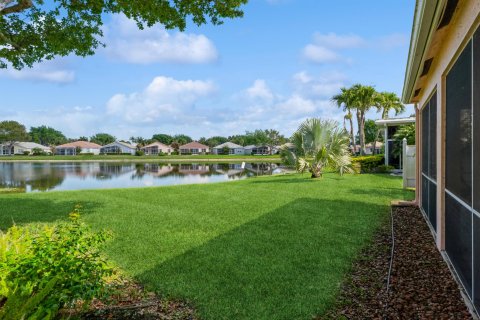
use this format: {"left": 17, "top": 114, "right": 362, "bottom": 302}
{"left": 0, "top": 0, "right": 415, "bottom": 140}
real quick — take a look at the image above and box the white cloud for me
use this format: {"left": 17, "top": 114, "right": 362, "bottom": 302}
{"left": 1, "top": 106, "right": 101, "bottom": 138}
{"left": 377, "top": 33, "right": 409, "bottom": 50}
{"left": 106, "top": 76, "right": 216, "bottom": 124}
{"left": 104, "top": 15, "right": 218, "bottom": 64}
{"left": 302, "top": 32, "right": 364, "bottom": 64}
{"left": 293, "top": 70, "right": 347, "bottom": 98}
{"left": 302, "top": 45, "right": 339, "bottom": 63}
{"left": 245, "top": 79, "right": 275, "bottom": 102}
{"left": 0, "top": 59, "right": 75, "bottom": 83}
{"left": 312, "top": 32, "right": 365, "bottom": 49}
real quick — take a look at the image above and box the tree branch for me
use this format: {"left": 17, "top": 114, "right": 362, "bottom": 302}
{"left": 0, "top": 0, "right": 32, "bottom": 15}
{"left": 0, "top": 29, "right": 21, "bottom": 50}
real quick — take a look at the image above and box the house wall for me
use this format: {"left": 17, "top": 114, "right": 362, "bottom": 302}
{"left": 101, "top": 143, "right": 136, "bottom": 155}
{"left": 414, "top": 0, "right": 480, "bottom": 313}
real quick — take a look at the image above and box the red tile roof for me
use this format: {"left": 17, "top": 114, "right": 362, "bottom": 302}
{"left": 56, "top": 141, "right": 102, "bottom": 148}
{"left": 179, "top": 141, "right": 209, "bottom": 149}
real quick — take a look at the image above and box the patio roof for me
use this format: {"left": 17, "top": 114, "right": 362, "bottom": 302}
{"left": 375, "top": 117, "right": 416, "bottom": 126}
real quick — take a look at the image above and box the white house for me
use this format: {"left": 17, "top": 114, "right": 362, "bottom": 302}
{"left": 55, "top": 141, "right": 102, "bottom": 155}
{"left": 244, "top": 145, "right": 270, "bottom": 155}
{"left": 211, "top": 142, "right": 245, "bottom": 155}
{"left": 0, "top": 142, "right": 51, "bottom": 156}
{"left": 100, "top": 141, "right": 137, "bottom": 155}
{"left": 141, "top": 142, "right": 172, "bottom": 155}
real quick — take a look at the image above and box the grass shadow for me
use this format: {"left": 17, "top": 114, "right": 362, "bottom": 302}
{"left": 0, "top": 197, "right": 102, "bottom": 229}
{"left": 136, "top": 197, "right": 389, "bottom": 320}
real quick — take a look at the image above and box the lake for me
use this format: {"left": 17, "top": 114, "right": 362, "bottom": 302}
{"left": 0, "top": 162, "right": 289, "bottom": 192}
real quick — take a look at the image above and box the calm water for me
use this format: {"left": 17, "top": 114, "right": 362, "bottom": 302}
{"left": 0, "top": 162, "right": 287, "bottom": 192}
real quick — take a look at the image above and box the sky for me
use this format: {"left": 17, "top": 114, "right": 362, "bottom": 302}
{"left": 0, "top": 0, "right": 416, "bottom": 140}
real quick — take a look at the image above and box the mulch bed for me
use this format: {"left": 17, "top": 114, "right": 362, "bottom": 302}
{"left": 60, "top": 281, "right": 197, "bottom": 320}
{"left": 322, "top": 205, "right": 474, "bottom": 319}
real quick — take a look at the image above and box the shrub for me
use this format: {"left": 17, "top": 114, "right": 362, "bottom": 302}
{"left": 0, "top": 205, "right": 114, "bottom": 319}
{"left": 31, "top": 148, "right": 47, "bottom": 156}
{"left": 80, "top": 152, "right": 94, "bottom": 156}
{"left": 351, "top": 155, "right": 384, "bottom": 173}
{"left": 135, "top": 150, "right": 144, "bottom": 156}
{"left": 376, "top": 164, "right": 395, "bottom": 173}
{"left": 22, "top": 151, "right": 30, "bottom": 155}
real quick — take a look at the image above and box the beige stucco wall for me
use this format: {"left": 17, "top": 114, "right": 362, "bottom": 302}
{"left": 415, "top": 0, "right": 480, "bottom": 250}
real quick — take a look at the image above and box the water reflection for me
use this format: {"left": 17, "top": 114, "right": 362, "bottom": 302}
{"left": 0, "top": 162, "right": 286, "bottom": 192}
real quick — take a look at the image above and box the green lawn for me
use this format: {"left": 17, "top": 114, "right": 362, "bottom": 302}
{"left": 0, "top": 173, "right": 413, "bottom": 319}
{"left": 0, "top": 154, "right": 280, "bottom": 162}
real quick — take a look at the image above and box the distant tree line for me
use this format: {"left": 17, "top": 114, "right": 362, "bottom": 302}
{"left": 0, "top": 121, "right": 289, "bottom": 152}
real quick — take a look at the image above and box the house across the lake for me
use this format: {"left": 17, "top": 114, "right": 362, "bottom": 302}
{"left": 0, "top": 142, "right": 51, "bottom": 156}
{"left": 55, "top": 141, "right": 102, "bottom": 155}
{"left": 402, "top": 0, "right": 479, "bottom": 314}
{"left": 179, "top": 142, "right": 209, "bottom": 155}
{"left": 141, "top": 142, "right": 172, "bottom": 155}
{"left": 244, "top": 145, "right": 271, "bottom": 155}
{"left": 100, "top": 141, "right": 137, "bottom": 155}
{"left": 211, "top": 142, "right": 245, "bottom": 155}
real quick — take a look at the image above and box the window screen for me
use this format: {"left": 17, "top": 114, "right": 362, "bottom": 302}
{"left": 474, "top": 26, "right": 480, "bottom": 213}
{"left": 444, "top": 25, "right": 480, "bottom": 313}
{"left": 446, "top": 41, "right": 472, "bottom": 205}
{"left": 474, "top": 215, "right": 480, "bottom": 310}
{"left": 429, "top": 94, "right": 437, "bottom": 180}
{"left": 445, "top": 193, "right": 473, "bottom": 296}
{"left": 420, "top": 92, "right": 437, "bottom": 232}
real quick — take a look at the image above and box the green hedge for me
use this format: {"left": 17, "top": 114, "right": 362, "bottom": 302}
{"left": 351, "top": 155, "right": 385, "bottom": 173}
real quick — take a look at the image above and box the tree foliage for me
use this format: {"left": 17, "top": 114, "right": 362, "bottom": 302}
{"left": 364, "top": 120, "right": 380, "bottom": 144}
{"left": 0, "top": 120, "right": 28, "bottom": 144}
{"left": 0, "top": 0, "right": 247, "bottom": 69}
{"left": 90, "top": 133, "right": 115, "bottom": 146}
{"left": 172, "top": 134, "right": 192, "bottom": 145}
{"left": 29, "top": 125, "right": 67, "bottom": 146}
{"left": 281, "top": 118, "right": 353, "bottom": 178}
{"left": 151, "top": 133, "right": 173, "bottom": 145}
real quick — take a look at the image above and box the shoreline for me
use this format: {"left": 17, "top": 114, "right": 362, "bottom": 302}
{"left": 0, "top": 157, "right": 281, "bottom": 163}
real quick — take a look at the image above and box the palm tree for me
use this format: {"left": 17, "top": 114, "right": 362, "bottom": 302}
{"left": 376, "top": 91, "right": 405, "bottom": 119}
{"left": 373, "top": 92, "right": 405, "bottom": 152}
{"left": 332, "top": 87, "right": 356, "bottom": 154}
{"left": 349, "top": 84, "right": 378, "bottom": 155}
{"left": 281, "top": 118, "right": 353, "bottom": 178}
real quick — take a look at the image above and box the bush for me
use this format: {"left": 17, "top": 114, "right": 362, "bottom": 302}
{"left": 31, "top": 148, "right": 48, "bottom": 156}
{"left": 351, "top": 155, "right": 384, "bottom": 173}
{"left": 22, "top": 151, "right": 30, "bottom": 156}
{"left": 80, "top": 152, "right": 94, "bottom": 156}
{"left": 376, "top": 164, "right": 395, "bottom": 173}
{"left": 104, "top": 153, "right": 131, "bottom": 155}
{"left": 0, "top": 205, "right": 114, "bottom": 319}
{"left": 135, "top": 150, "right": 144, "bottom": 156}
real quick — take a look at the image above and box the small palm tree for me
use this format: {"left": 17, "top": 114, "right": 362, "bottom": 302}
{"left": 281, "top": 118, "right": 353, "bottom": 178}
{"left": 332, "top": 87, "right": 356, "bottom": 154}
{"left": 373, "top": 91, "right": 405, "bottom": 151}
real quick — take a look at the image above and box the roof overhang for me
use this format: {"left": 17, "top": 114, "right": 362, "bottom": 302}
{"left": 402, "top": 0, "right": 447, "bottom": 103}
{"left": 375, "top": 117, "right": 416, "bottom": 126}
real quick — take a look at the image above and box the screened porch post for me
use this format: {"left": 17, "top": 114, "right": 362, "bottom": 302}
{"left": 415, "top": 104, "right": 421, "bottom": 205}
{"left": 437, "top": 80, "right": 446, "bottom": 250}
{"left": 384, "top": 125, "right": 389, "bottom": 166}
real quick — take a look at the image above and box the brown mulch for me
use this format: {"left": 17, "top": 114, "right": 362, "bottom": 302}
{"left": 60, "top": 281, "right": 197, "bottom": 320}
{"left": 322, "top": 205, "right": 473, "bottom": 319}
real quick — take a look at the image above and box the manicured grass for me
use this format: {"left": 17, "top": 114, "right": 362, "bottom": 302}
{"left": 0, "top": 154, "right": 280, "bottom": 162}
{"left": 0, "top": 173, "right": 413, "bottom": 319}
